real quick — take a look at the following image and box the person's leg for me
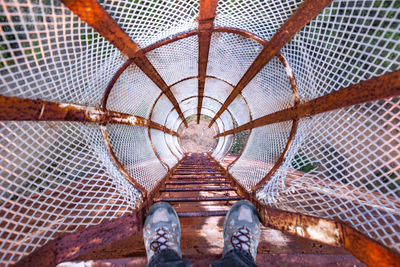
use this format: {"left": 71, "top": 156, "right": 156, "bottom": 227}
{"left": 211, "top": 200, "right": 260, "bottom": 267}
{"left": 143, "top": 202, "right": 192, "bottom": 267}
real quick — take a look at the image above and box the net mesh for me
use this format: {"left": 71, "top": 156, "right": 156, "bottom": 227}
{"left": 0, "top": 0, "right": 399, "bottom": 264}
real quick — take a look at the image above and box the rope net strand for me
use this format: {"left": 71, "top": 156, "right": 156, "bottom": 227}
{"left": 0, "top": 0, "right": 399, "bottom": 265}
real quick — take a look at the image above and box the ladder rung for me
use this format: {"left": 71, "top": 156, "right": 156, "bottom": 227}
{"left": 172, "top": 176, "right": 225, "bottom": 179}
{"left": 160, "top": 187, "right": 234, "bottom": 192}
{"left": 177, "top": 211, "right": 228, "bottom": 217}
{"left": 154, "top": 196, "right": 242, "bottom": 202}
{"left": 174, "top": 173, "right": 224, "bottom": 175}
{"left": 165, "top": 181, "right": 230, "bottom": 185}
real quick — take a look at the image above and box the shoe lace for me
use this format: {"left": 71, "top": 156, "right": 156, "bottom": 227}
{"left": 150, "top": 227, "right": 171, "bottom": 252}
{"left": 230, "top": 226, "right": 251, "bottom": 252}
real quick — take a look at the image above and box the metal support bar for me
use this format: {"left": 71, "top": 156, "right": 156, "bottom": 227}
{"left": 197, "top": 0, "right": 219, "bottom": 124}
{"left": 215, "top": 70, "right": 400, "bottom": 137}
{"left": 0, "top": 95, "right": 180, "bottom": 137}
{"left": 209, "top": 0, "right": 334, "bottom": 127}
{"left": 60, "top": 0, "right": 187, "bottom": 127}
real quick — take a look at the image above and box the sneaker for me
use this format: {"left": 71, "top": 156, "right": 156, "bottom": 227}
{"left": 143, "top": 202, "right": 182, "bottom": 261}
{"left": 222, "top": 200, "right": 261, "bottom": 260}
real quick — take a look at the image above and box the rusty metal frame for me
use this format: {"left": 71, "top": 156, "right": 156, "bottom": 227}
{"left": 207, "top": 154, "right": 400, "bottom": 267}
{"left": 208, "top": 0, "right": 334, "bottom": 127}
{"left": 215, "top": 70, "right": 400, "bottom": 137}
{"left": 0, "top": 95, "right": 179, "bottom": 138}
{"left": 0, "top": 95, "right": 185, "bottom": 199}
{"left": 197, "top": 0, "right": 219, "bottom": 124}
{"left": 8, "top": 1, "right": 399, "bottom": 265}
{"left": 61, "top": 0, "right": 187, "bottom": 127}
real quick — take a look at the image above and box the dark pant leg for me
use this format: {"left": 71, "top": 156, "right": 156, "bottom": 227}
{"left": 147, "top": 249, "right": 192, "bottom": 267}
{"left": 211, "top": 249, "right": 258, "bottom": 267}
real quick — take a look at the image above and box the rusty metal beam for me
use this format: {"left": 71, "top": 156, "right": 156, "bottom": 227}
{"left": 60, "top": 0, "right": 187, "bottom": 127}
{"left": 142, "top": 28, "right": 266, "bottom": 56}
{"left": 258, "top": 207, "right": 400, "bottom": 267}
{"left": 0, "top": 95, "right": 181, "bottom": 138}
{"left": 216, "top": 70, "right": 400, "bottom": 137}
{"left": 197, "top": 0, "right": 219, "bottom": 124}
{"left": 207, "top": 154, "right": 400, "bottom": 267}
{"left": 209, "top": 0, "right": 334, "bottom": 127}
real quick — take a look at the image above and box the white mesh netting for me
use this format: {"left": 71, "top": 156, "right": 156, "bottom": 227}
{"left": 0, "top": 0, "right": 399, "bottom": 265}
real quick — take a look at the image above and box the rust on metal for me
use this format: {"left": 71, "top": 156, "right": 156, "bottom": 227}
{"left": 213, "top": 27, "right": 266, "bottom": 45}
{"left": 258, "top": 206, "right": 400, "bottom": 267}
{"left": 216, "top": 70, "right": 400, "bottom": 137}
{"left": 60, "top": 0, "right": 141, "bottom": 58}
{"left": 197, "top": 0, "right": 219, "bottom": 123}
{"left": 61, "top": 0, "right": 187, "bottom": 127}
{"left": 16, "top": 211, "right": 145, "bottom": 267}
{"left": 0, "top": 95, "right": 181, "bottom": 137}
{"left": 341, "top": 224, "right": 400, "bottom": 267}
{"left": 101, "top": 126, "right": 147, "bottom": 198}
{"left": 209, "top": 0, "right": 334, "bottom": 127}
{"left": 207, "top": 154, "right": 400, "bottom": 266}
